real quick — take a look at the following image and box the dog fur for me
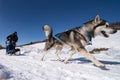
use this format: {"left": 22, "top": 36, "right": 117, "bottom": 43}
{"left": 41, "top": 15, "right": 117, "bottom": 67}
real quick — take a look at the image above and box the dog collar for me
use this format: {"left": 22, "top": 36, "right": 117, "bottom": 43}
{"left": 86, "top": 31, "right": 92, "bottom": 41}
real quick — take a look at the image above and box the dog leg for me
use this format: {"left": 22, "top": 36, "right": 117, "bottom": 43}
{"left": 41, "top": 51, "right": 48, "bottom": 61}
{"left": 78, "top": 48, "right": 105, "bottom": 67}
{"left": 55, "top": 50, "right": 61, "bottom": 61}
{"left": 64, "top": 49, "right": 76, "bottom": 64}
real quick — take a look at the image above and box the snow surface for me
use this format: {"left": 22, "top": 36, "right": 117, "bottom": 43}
{"left": 0, "top": 31, "right": 120, "bottom": 80}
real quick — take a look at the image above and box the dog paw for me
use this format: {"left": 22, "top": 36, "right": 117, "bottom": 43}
{"left": 98, "top": 66, "right": 109, "bottom": 70}
{"left": 64, "top": 61, "right": 67, "bottom": 64}
{"left": 93, "top": 64, "right": 109, "bottom": 70}
{"left": 56, "top": 59, "right": 61, "bottom": 61}
{"left": 99, "top": 64, "right": 105, "bottom": 67}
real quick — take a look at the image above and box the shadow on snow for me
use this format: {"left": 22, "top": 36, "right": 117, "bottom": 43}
{"left": 68, "top": 57, "right": 120, "bottom": 65}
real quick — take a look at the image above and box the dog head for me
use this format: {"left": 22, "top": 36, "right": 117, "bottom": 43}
{"left": 84, "top": 15, "right": 117, "bottom": 38}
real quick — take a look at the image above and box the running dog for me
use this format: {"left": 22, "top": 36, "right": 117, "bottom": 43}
{"left": 41, "top": 15, "right": 117, "bottom": 67}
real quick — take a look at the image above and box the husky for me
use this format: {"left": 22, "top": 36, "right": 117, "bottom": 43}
{"left": 41, "top": 15, "right": 117, "bottom": 67}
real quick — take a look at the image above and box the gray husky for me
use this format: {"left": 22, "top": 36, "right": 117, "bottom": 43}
{"left": 41, "top": 15, "right": 117, "bottom": 67}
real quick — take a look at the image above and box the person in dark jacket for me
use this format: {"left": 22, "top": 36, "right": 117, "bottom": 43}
{"left": 6, "top": 31, "right": 18, "bottom": 54}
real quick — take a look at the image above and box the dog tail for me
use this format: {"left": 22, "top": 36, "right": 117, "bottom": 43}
{"left": 43, "top": 25, "right": 53, "bottom": 39}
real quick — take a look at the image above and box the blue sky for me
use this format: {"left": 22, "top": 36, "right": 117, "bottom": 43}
{"left": 0, "top": 0, "right": 120, "bottom": 46}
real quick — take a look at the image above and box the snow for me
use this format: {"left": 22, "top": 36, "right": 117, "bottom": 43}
{"left": 0, "top": 31, "right": 120, "bottom": 80}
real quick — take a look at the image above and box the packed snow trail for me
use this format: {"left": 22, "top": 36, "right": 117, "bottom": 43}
{"left": 0, "top": 31, "right": 120, "bottom": 80}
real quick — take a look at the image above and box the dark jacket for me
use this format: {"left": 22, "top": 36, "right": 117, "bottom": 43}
{"left": 7, "top": 32, "right": 18, "bottom": 43}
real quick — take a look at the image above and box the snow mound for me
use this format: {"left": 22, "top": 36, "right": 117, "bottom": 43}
{"left": 0, "top": 64, "right": 11, "bottom": 80}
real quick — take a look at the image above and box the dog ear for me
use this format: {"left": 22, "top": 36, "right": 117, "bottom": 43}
{"left": 94, "top": 15, "right": 100, "bottom": 23}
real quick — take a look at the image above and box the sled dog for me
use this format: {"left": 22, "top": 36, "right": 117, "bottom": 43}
{"left": 41, "top": 15, "right": 117, "bottom": 67}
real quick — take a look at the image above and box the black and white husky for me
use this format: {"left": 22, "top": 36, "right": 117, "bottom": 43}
{"left": 41, "top": 15, "right": 117, "bottom": 67}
